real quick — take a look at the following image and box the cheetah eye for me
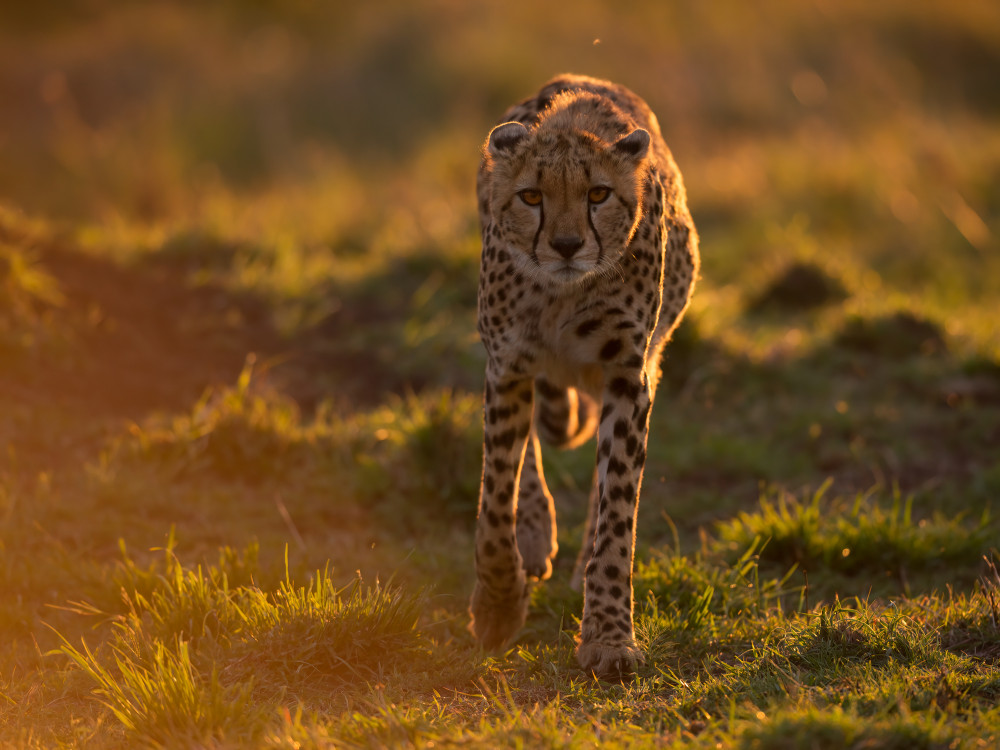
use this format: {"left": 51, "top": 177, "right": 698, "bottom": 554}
{"left": 588, "top": 186, "right": 611, "bottom": 204}
{"left": 519, "top": 189, "right": 543, "bottom": 206}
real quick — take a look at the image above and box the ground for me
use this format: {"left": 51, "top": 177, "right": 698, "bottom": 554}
{"left": 1, "top": 1, "right": 1000, "bottom": 747}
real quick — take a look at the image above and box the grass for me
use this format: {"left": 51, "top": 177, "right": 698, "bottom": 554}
{"left": 1, "top": 0, "right": 1000, "bottom": 746}
{"left": 54, "top": 542, "right": 444, "bottom": 746}
{"left": 715, "top": 483, "right": 994, "bottom": 596}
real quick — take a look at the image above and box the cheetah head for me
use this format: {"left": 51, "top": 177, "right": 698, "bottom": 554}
{"left": 484, "top": 113, "right": 650, "bottom": 284}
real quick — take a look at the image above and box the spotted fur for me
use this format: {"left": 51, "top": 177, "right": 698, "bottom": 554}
{"left": 469, "top": 75, "right": 699, "bottom": 679}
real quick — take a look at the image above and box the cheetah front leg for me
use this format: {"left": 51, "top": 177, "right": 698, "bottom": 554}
{"left": 576, "top": 369, "right": 652, "bottom": 679}
{"left": 468, "top": 375, "right": 533, "bottom": 650}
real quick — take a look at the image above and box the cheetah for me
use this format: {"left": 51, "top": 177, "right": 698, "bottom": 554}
{"left": 469, "top": 74, "right": 700, "bottom": 679}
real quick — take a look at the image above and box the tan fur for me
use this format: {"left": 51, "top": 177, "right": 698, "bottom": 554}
{"left": 469, "top": 75, "right": 699, "bottom": 679}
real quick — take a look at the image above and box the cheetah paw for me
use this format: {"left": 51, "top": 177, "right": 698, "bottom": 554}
{"left": 517, "top": 525, "right": 557, "bottom": 581}
{"left": 576, "top": 639, "right": 644, "bottom": 681}
{"left": 468, "top": 576, "right": 531, "bottom": 650}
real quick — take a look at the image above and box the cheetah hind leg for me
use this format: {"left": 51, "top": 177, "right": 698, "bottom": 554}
{"left": 516, "top": 429, "right": 558, "bottom": 580}
{"left": 527, "top": 381, "right": 598, "bottom": 583}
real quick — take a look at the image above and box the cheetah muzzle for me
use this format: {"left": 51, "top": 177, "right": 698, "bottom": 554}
{"left": 469, "top": 74, "right": 699, "bottom": 680}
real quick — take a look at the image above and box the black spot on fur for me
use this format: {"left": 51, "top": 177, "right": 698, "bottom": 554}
{"left": 632, "top": 447, "right": 646, "bottom": 469}
{"left": 600, "top": 338, "right": 623, "bottom": 360}
{"left": 625, "top": 435, "right": 638, "bottom": 456}
{"left": 493, "top": 428, "right": 516, "bottom": 450}
{"left": 607, "top": 457, "right": 627, "bottom": 476}
{"left": 609, "top": 377, "right": 640, "bottom": 401}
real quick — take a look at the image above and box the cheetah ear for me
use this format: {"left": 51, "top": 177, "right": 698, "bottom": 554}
{"left": 488, "top": 122, "right": 529, "bottom": 157}
{"left": 613, "top": 128, "right": 650, "bottom": 161}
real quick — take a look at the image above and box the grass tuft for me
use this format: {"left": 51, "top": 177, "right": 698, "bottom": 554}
{"left": 111, "top": 362, "right": 483, "bottom": 513}
{"left": 715, "top": 483, "right": 993, "bottom": 590}
{"left": 361, "top": 390, "right": 482, "bottom": 530}
{"left": 0, "top": 234, "right": 66, "bottom": 356}
{"left": 790, "top": 599, "right": 939, "bottom": 668}
{"left": 227, "top": 567, "right": 431, "bottom": 697}
{"left": 115, "top": 356, "right": 307, "bottom": 482}
{"left": 54, "top": 541, "right": 439, "bottom": 745}
{"left": 636, "top": 539, "right": 801, "bottom": 637}
{"left": 58, "top": 634, "right": 262, "bottom": 748}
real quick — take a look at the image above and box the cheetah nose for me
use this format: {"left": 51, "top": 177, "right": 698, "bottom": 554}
{"left": 550, "top": 235, "right": 584, "bottom": 259}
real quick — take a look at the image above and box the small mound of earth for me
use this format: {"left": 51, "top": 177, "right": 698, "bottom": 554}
{"left": 834, "top": 311, "right": 948, "bottom": 359}
{"left": 940, "top": 357, "right": 1000, "bottom": 405}
{"left": 748, "top": 262, "right": 849, "bottom": 312}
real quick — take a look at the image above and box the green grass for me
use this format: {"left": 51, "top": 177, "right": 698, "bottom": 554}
{"left": 2, "top": 0, "right": 1000, "bottom": 746}
{"left": 54, "top": 542, "right": 448, "bottom": 746}
{"left": 715, "top": 483, "right": 994, "bottom": 597}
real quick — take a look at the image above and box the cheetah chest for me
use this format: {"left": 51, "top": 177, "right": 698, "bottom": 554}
{"left": 507, "top": 287, "right": 649, "bottom": 392}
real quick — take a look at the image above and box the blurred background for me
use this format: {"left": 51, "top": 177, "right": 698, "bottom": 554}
{"left": 2, "top": 0, "right": 996, "bottom": 321}
{"left": 1, "top": 0, "right": 998, "bottom": 485}
{"left": 3, "top": 6, "right": 998, "bottom": 291}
